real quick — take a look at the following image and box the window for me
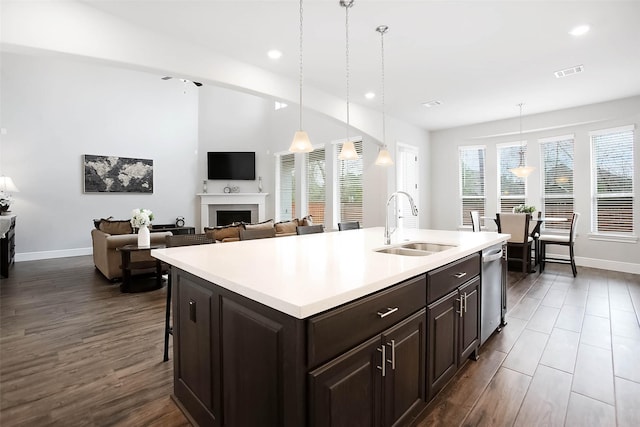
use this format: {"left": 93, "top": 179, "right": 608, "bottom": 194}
{"left": 540, "top": 136, "right": 574, "bottom": 231}
{"left": 459, "top": 146, "right": 486, "bottom": 226}
{"left": 306, "top": 148, "right": 326, "bottom": 225}
{"left": 276, "top": 153, "right": 295, "bottom": 221}
{"left": 591, "top": 126, "right": 635, "bottom": 235}
{"left": 336, "top": 140, "right": 363, "bottom": 224}
{"left": 498, "top": 143, "right": 527, "bottom": 212}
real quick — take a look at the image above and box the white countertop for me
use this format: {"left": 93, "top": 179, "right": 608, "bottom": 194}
{"left": 152, "top": 227, "right": 509, "bottom": 319}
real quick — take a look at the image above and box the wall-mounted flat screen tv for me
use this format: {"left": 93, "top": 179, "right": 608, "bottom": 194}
{"left": 207, "top": 152, "right": 256, "bottom": 180}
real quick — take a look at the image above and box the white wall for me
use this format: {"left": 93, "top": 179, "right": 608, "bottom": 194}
{"left": 1, "top": 52, "right": 199, "bottom": 260}
{"left": 430, "top": 96, "right": 640, "bottom": 273}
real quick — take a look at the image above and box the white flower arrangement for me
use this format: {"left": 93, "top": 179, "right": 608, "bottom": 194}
{"left": 0, "top": 193, "right": 12, "bottom": 212}
{"left": 131, "top": 208, "right": 154, "bottom": 228}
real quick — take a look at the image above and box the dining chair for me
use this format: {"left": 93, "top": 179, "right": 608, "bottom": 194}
{"left": 239, "top": 227, "right": 276, "bottom": 240}
{"left": 539, "top": 212, "right": 580, "bottom": 277}
{"left": 496, "top": 213, "right": 533, "bottom": 273}
{"left": 528, "top": 211, "right": 542, "bottom": 265}
{"left": 163, "top": 234, "right": 216, "bottom": 361}
{"left": 470, "top": 211, "right": 481, "bottom": 232}
{"left": 296, "top": 224, "right": 325, "bottom": 235}
{"left": 338, "top": 221, "right": 360, "bottom": 231}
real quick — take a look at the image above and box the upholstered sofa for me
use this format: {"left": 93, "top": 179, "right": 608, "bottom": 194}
{"left": 91, "top": 218, "right": 172, "bottom": 280}
{"left": 204, "top": 216, "right": 313, "bottom": 242}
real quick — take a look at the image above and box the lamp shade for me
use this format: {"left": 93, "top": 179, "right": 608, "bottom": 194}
{"left": 0, "top": 176, "right": 19, "bottom": 192}
{"left": 338, "top": 141, "right": 358, "bottom": 160}
{"left": 508, "top": 165, "right": 535, "bottom": 178}
{"left": 375, "top": 147, "right": 394, "bottom": 166}
{"left": 289, "top": 131, "right": 313, "bottom": 153}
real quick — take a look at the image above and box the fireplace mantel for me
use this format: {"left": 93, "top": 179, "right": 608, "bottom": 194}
{"left": 198, "top": 193, "right": 268, "bottom": 230}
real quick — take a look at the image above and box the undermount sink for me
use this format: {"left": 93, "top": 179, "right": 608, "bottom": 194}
{"left": 374, "top": 241, "right": 457, "bottom": 256}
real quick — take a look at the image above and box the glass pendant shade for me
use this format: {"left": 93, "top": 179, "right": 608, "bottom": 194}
{"left": 509, "top": 165, "right": 535, "bottom": 178}
{"left": 289, "top": 131, "right": 313, "bottom": 153}
{"left": 339, "top": 141, "right": 358, "bottom": 160}
{"left": 0, "top": 176, "right": 19, "bottom": 192}
{"left": 375, "top": 147, "right": 393, "bottom": 166}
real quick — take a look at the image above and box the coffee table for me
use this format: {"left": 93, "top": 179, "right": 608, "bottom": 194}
{"left": 118, "top": 243, "right": 165, "bottom": 293}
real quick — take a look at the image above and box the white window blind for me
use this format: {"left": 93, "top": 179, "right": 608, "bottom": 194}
{"left": 540, "top": 137, "right": 574, "bottom": 231}
{"left": 591, "top": 126, "right": 635, "bottom": 234}
{"left": 336, "top": 140, "right": 363, "bottom": 223}
{"left": 277, "top": 153, "right": 295, "bottom": 221}
{"left": 306, "top": 148, "right": 326, "bottom": 225}
{"left": 498, "top": 144, "right": 526, "bottom": 212}
{"left": 459, "top": 146, "right": 486, "bottom": 226}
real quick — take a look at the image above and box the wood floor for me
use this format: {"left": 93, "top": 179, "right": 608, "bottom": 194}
{"left": 1, "top": 256, "right": 639, "bottom": 426}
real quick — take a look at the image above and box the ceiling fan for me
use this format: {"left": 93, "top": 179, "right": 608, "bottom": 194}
{"left": 161, "top": 76, "right": 203, "bottom": 87}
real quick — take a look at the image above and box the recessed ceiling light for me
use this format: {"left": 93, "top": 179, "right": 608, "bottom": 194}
{"left": 267, "top": 50, "right": 282, "bottom": 59}
{"left": 365, "top": 92, "right": 375, "bottom": 100}
{"left": 554, "top": 64, "right": 584, "bottom": 78}
{"left": 569, "top": 25, "right": 590, "bottom": 36}
{"left": 422, "top": 100, "right": 443, "bottom": 108}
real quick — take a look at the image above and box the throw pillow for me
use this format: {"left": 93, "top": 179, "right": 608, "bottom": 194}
{"left": 93, "top": 216, "right": 114, "bottom": 229}
{"left": 275, "top": 219, "right": 299, "bottom": 234}
{"left": 98, "top": 219, "right": 133, "bottom": 235}
{"left": 205, "top": 224, "right": 242, "bottom": 241}
{"left": 300, "top": 215, "right": 314, "bottom": 226}
{"left": 244, "top": 219, "right": 275, "bottom": 231}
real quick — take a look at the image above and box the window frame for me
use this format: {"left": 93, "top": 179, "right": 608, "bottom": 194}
{"left": 497, "top": 141, "right": 528, "bottom": 213}
{"left": 539, "top": 134, "right": 575, "bottom": 232}
{"left": 589, "top": 125, "right": 636, "bottom": 239}
{"left": 275, "top": 151, "right": 296, "bottom": 222}
{"left": 458, "top": 145, "right": 487, "bottom": 227}
{"left": 333, "top": 138, "right": 364, "bottom": 227}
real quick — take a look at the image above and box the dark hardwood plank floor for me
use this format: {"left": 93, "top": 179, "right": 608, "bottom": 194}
{"left": 1, "top": 257, "right": 639, "bottom": 426}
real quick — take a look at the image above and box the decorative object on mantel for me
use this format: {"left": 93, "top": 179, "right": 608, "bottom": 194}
{"left": 83, "top": 154, "right": 153, "bottom": 193}
{"left": 509, "top": 103, "right": 535, "bottom": 178}
{"left": 258, "top": 176, "right": 263, "bottom": 193}
{"left": 513, "top": 204, "right": 536, "bottom": 214}
{"left": 288, "top": 0, "right": 313, "bottom": 154}
{"left": 0, "top": 176, "right": 19, "bottom": 214}
{"left": 338, "top": 0, "right": 359, "bottom": 161}
{"left": 374, "top": 25, "right": 394, "bottom": 166}
{"left": 202, "top": 180, "right": 208, "bottom": 194}
{"left": 131, "top": 208, "right": 154, "bottom": 247}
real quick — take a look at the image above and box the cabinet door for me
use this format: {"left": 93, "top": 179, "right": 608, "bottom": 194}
{"left": 308, "top": 335, "right": 382, "bottom": 427}
{"left": 458, "top": 277, "right": 480, "bottom": 362}
{"left": 427, "top": 290, "right": 459, "bottom": 400}
{"left": 382, "top": 309, "right": 426, "bottom": 427}
{"left": 173, "top": 274, "right": 218, "bottom": 424}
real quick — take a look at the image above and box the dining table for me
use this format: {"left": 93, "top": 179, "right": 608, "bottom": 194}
{"left": 482, "top": 214, "right": 568, "bottom": 272}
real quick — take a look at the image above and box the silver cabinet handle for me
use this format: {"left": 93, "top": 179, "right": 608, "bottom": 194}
{"left": 377, "top": 307, "right": 399, "bottom": 318}
{"left": 464, "top": 293, "right": 468, "bottom": 313}
{"left": 456, "top": 298, "right": 463, "bottom": 318}
{"left": 377, "top": 345, "right": 386, "bottom": 377}
{"left": 453, "top": 272, "right": 467, "bottom": 279}
{"left": 387, "top": 340, "right": 396, "bottom": 370}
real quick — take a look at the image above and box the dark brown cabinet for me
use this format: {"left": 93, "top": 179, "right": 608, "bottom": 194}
{"left": 1, "top": 215, "right": 16, "bottom": 278}
{"left": 426, "top": 254, "right": 481, "bottom": 400}
{"left": 309, "top": 309, "right": 426, "bottom": 427}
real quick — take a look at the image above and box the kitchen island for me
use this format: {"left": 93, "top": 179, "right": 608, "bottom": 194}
{"left": 152, "top": 227, "right": 509, "bottom": 427}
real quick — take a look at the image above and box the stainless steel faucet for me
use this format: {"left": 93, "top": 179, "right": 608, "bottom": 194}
{"left": 384, "top": 191, "right": 419, "bottom": 245}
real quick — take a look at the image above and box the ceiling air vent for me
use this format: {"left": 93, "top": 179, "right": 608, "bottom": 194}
{"left": 422, "top": 100, "right": 443, "bottom": 108}
{"left": 554, "top": 65, "right": 584, "bottom": 78}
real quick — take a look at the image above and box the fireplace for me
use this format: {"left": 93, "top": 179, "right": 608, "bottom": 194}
{"left": 217, "top": 210, "right": 251, "bottom": 226}
{"left": 198, "top": 193, "right": 268, "bottom": 231}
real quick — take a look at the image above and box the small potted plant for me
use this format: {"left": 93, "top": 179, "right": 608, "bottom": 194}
{"left": 0, "top": 194, "right": 12, "bottom": 214}
{"left": 131, "top": 208, "right": 154, "bottom": 247}
{"left": 513, "top": 204, "right": 536, "bottom": 214}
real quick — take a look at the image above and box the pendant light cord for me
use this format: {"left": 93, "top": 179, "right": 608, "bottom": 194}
{"left": 378, "top": 26, "right": 388, "bottom": 147}
{"left": 345, "top": 1, "right": 351, "bottom": 141}
{"left": 518, "top": 102, "right": 524, "bottom": 166}
{"left": 299, "top": 0, "right": 304, "bottom": 131}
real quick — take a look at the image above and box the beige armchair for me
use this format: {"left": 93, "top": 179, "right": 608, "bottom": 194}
{"left": 91, "top": 228, "right": 172, "bottom": 280}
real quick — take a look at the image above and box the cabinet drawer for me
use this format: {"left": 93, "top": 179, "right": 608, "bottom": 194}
{"left": 307, "top": 274, "right": 426, "bottom": 368}
{"left": 427, "top": 253, "right": 480, "bottom": 304}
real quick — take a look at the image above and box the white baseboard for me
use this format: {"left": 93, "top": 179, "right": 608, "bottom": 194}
{"left": 15, "top": 247, "right": 93, "bottom": 262}
{"left": 574, "top": 256, "right": 640, "bottom": 275}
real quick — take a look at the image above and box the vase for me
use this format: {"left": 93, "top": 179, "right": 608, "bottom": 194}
{"left": 138, "top": 224, "right": 151, "bottom": 247}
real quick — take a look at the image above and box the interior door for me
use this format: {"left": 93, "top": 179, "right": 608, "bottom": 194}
{"left": 396, "top": 143, "right": 420, "bottom": 229}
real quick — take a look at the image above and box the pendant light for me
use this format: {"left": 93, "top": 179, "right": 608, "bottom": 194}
{"left": 374, "top": 25, "right": 393, "bottom": 166}
{"left": 338, "top": 0, "right": 358, "bottom": 160}
{"left": 288, "top": 0, "right": 313, "bottom": 153}
{"left": 509, "top": 103, "right": 535, "bottom": 178}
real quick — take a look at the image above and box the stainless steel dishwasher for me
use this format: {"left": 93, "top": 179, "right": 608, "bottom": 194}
{"left": 480, "top": 243, "right": 507, "bottom": 345}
